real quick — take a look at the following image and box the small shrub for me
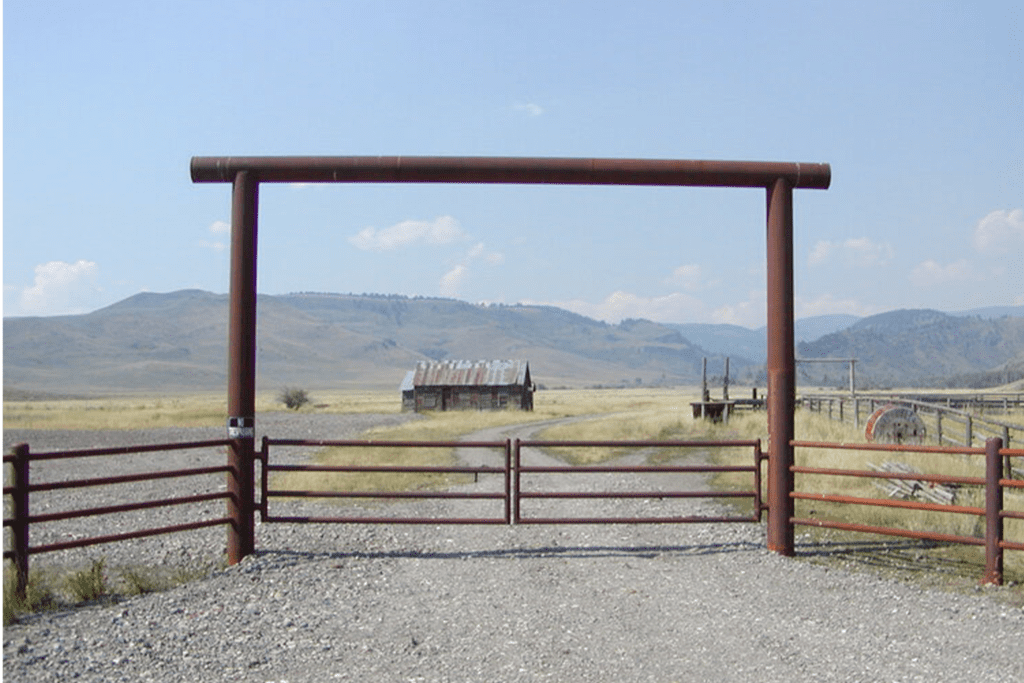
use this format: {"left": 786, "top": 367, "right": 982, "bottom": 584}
{"left": 119, "top": 567, "right": 163, "bottom": 596}
{"left": 65, "top": 559, "right": 107, "bottom": 602}
{"left": 279, "top": 387, "right": 311, "bottom": 410}
{"left": 4, "top": 567, "right": 58, "bottom": 625}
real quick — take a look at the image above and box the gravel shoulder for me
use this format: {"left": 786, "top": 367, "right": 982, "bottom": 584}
{"left": 4, "top": 414, "right": 1024, "bottom": 682}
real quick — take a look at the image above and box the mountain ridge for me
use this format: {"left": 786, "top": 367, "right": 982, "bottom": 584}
{"left": 4, "top": 291, "right": 1023, "bottom": 395}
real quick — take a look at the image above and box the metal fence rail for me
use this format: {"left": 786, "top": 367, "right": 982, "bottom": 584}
{"left": 790, "top": 438, "right": 1023, "bottom": 585}
{"left": 260, "top": 437, "right": 512, "bottom": 525}
{"left": 513, "top": 439, "right": 763, "bottom": 524}
{"left": 6, "top": 434, "right": 1020, "bottom": 598}
{"left": 801, "top": 394, "right": 1024, "bottom": 451}
{"left": 3, "top": 440, "right": 234, "bottom": 598}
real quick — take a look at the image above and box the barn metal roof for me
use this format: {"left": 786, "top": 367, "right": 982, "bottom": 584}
{"left": 411, "top": 360, "right": 531, "bottom": 388}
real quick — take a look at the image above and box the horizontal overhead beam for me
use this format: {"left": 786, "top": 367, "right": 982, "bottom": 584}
{"left": 191, "top": 156, "right": 831, "bottom": 190}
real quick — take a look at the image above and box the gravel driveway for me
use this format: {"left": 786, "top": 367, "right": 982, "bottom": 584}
{"left": 4, "top": 414, "right": 1024, "bottom": 682}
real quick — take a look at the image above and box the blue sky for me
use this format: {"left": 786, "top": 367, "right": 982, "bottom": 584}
{"left": 3, "top": 1, "right": 1022, "bottom": 328}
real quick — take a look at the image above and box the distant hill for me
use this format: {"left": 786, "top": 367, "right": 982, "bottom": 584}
{"left": 797, "top": 308, "right": 1024, "bottom": 388}
{"left": 3, "top": 290, "right": 741, "bottom": 394}
{"left": 5, "top": 292, "right": 1023, "bottom": 395}
{"left": 668, "top": 314, "right": 861, "bottom": 363}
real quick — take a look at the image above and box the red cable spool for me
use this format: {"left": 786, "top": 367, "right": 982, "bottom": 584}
{"left": 864, "top": 404, "right": 927, "bottom": 445}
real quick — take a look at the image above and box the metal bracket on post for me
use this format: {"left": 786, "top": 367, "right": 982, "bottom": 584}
{"left": 227, "top": 416, "right": 255, "bottom": 439}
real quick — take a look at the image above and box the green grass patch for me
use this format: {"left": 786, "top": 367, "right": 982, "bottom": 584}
{"left": 3, "top": 556, "right": 224, "bottom": 626}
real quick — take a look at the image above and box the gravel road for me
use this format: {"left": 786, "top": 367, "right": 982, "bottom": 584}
{"left": 4, "top": 413, "right": 1024, "bottom": 682}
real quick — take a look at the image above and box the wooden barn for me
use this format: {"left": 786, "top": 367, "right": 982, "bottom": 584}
{"left": 400, "top": 360, "right": 534, "bottom": 412}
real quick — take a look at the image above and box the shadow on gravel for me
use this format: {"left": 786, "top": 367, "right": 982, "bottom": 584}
{"left": 793, "top": 538, "right": 988, "bottom": 580}
{"left": 255, "top": 540, "right": 764, "bottom": 564}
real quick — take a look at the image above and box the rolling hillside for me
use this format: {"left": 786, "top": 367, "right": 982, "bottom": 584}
{"left": 797, "top": 309, "right": 1024, "bottom": 388}
{"left": 2, "top": 291, "right": 739, "bottom": 394}
{"left": 5, "top": 292, "right": 1023, "bottom": 396}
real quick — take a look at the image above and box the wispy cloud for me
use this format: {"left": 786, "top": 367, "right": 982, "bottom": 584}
{"left": 18, "top": 260, "right": 102, "bottom": 316}
{"left": 349, "top": 216, "right": 467, "bottom": 251}
{"left": 439, "top": 265, "right": 468, "bottom": 297}
{"left": 438, "top": 242, "right": 504, "bottom": 297}
{"left": 909, "top": 258, "right": 976, "bottom": 287}
{"left": 973, "top": 208, "right": 1024, "bottom": 253}
{"left": 808, "top": 241, "right": 834, "bottom": 266}
{"left": 513, "top": 102, "right": 544, "bottom": 117}
{"left": 711, "top": 290, "right": 765, "bottom": 328}
{"left": 533, "top": 290, "right": 707, "bottom": 325}
{"left": 664, "top": 263, "right": 707, "bottom": 291}
{"left": 199, "top": 220, "right": 230, "bottom": 252}
{"left": 808, "top": 237, "right": 893, "bottom": 267}
{"left": 796, "top": 293, "right": 877, "bottom": 319}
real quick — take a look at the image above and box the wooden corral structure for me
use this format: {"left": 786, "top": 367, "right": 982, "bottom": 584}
{"left": 401, "top": 360, "right": 534, "bottom": 412}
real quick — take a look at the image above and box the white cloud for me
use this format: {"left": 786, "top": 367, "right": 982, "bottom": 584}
{"left": 665, "top": 264, "right": 706, "bottom": 291}
{"left": 18, "top": 260, "right": 102, "bottom": 316}
{"left": 436, "top": 243, "right": 504, "bottom": 296}
{"left": 349, "top": 215, "right": 467, "bottom": 251}
{"left": 809, "top": 237, "right": 892, "bottom": 267}
{"left": 909, "top": 258, "right": 975, "bottom": 287}
{"left": 537, "top": 290, "right": 707, "bottom": 325}
{"left": 439, "top": 265, "right": 467, "bottom": 297}
{"left": 808, "top": 240, "right": 834, "bottom": 266}
{"left": 844, "top": 237, "right": 893, "bottom": 266}
{"left": 796, "top": 293, "right": 877, "bottom": 319}
{"left": 514, "top": 102, "right": 544, "bottom": 117}
{"left": 973, "top": 208, "right": 1024, "bottom": 253}
{"left": 199, "top": 220, "right": 229, "bottom": 252}
{"left": 711, "top": 290, "right": 766, "bottom": 328}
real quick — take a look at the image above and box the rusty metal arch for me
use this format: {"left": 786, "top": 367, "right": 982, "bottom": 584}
{"left": 190, "top": 155, "right": 832, "bottom": 563}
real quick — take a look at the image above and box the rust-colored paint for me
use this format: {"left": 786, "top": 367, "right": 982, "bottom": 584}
{"left": 192, "top": 155, "right": 832, "bottom": 562}
{"left": 192, "top": 155, "right": 831, "bottom": 189}
{"left": 766, "top": 177, "right": 795, "bottom": 555}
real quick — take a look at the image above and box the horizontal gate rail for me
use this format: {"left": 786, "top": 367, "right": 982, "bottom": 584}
{"left": 3, "top": 440, "right": 234, "bottom": 599}
{"left": 790, "top": 438, "right": 1023, "bottom": 584}
{"left": 260, "top": 437, "right": 512, "bottom": 525}
{"left": 514, "top": 438, "right": 763, "bottom": 525}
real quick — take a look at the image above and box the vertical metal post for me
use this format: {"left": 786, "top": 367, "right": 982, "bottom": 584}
{"left": 226, "top": 171, "right": 258, "bottom": 565}
{"left": 11, "top": 444, "right": 30, "bottom": 599}
{"left": 504, "top": 439, "right": 513, "bottom": 524}
{"left": 849, "top": 360, "right": 856, "bottom": 397}
{"left": 766, "top": 177, "right": 795, "bottom": 555}
{"left": 982, "top": 437, "right": 1004, "bottom": 585}
{"left": 512, "top": 438, "right": 522, "bottom": 524}
{"left": 753, "top": 439, "right": 764, "bottom": 523}
{"left": 1002, "top": 426, "right": 1012, "bottom": 477}
{"left": 260, "top": 436, "right": 270, "bottom": 521}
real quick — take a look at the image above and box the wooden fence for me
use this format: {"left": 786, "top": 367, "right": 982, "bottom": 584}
{"left": 801, "top": 393, "right": 1024, "bottom": 477}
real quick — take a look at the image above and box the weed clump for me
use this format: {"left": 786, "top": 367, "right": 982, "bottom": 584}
{"left": 279, "top": 387, "right": 311, "bottom": 410}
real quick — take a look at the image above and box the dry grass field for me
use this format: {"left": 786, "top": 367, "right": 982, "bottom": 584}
{"left": 5, "top": 386, "right": 1022, "bottom": 584}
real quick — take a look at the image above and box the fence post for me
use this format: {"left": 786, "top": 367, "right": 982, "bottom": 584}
{"left": 765, "top": 176, "right": 795, "bottom": 556}
{"left": 853, "top": 398, "right": 860, "bottom": 430}
{"left": 11, "top": 443, "right": 30, "bottom": 600}
{"left": 504, "top": 438, "right": 513, "bottom": 525}
{"left": 936, "top": 412, "right": 943, "bottom": 446}
{"left": 1003, "top": 426, "right": 1012, "bottom": 478}
{"left": 965, "top": 415, "right": 973, "bottom": 448}
{"left": 982, "top": 437, "right": 1004, "bottom": 585}
{"left": 512, "top": 438, "right": 521, "bottom": 524}
{"left": 226, "top": 170, "right": 259, "bottom": 565}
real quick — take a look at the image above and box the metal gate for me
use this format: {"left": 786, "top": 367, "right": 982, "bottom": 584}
{"left": 258, "top": 437, "right": 763, "bottom": 526}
